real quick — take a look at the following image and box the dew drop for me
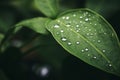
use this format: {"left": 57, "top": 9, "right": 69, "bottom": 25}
{"left": 68, "top": 42, "right": 72, "bottom": 45}
{"left": 97, "top": 40, "right": 101, "bottom": 43}
{"left": 73, "top": 14, "right": 76, "bottom": 17}
{"left": 93, "top": 56, "right": 97, "bottom": 59}
{"left": 87, "top": 54, "right": 90, "bottom": 56}
{"left": 66, "top": 16, "right": 69, "bottom": 20}
{"left": 56, "top": 32, "right": 59, "bottom": 35}
{"left": 60, "top": 30, "right": 64, "bottom": 33}
{"left": 61, "top": 37, "right": 67, "bottom": 42}
{"left": 94, "top": 24, "right": 97, "bottom": 25}
{"left": 54, "top": 24, "right": 59, "bottom": 28}
{"left": 102, "top": 50, "right": 106, "bottom": 52}
{"left": 62, "top": 16, "right": 65, "bottom": 19}
{"left": 76, "top": 30, "right": 79, "bottom": 33}
{"left": 81, "top": 49, "right": 84, "bottom": 52}
{"left": 76, "top": 41, "right": 80, "bottom": 45}
{"left": 85, "top": 18, "right": 89, "bottom": 21}
{"left": 80, "top": 16, "right": 83, "bottom": 18}
{"left": 85, "top": 48, "right": 89, "bottom": 51}
{"left": 76, "top": 25, "right": 79, "bottom": 27}
{"left": 66, "top": 23, "right": 71, "bottom": 27}
{"left": 109, "top": 64, "right": 112, "bottom": 67}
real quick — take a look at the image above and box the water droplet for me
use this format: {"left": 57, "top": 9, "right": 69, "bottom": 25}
{"left": 57, "top": 20, "right": 60, "bottom": 22}
{"left": 85, "top": 18, "right": 89, "bottom": 21}
{"left": 56, "top": 32, "right": 59, "bottom": 35}
{"left": 97, "top": 40, "right": 101, "bottom": 43}
{"left": 68, "top": 42, "right": 72, "bottom": 45}
{"left": 87, "top": 54, "right": 90, "bottom": 56}
{"left": 66, "top": 16, "right": 69, "bottom": 20}
{"left": 109, "top": 64, "right": 112, "bottom": 67}
{"left": 54, "top": 24, "right": 59, "bottom": 28}
{"left": 76, "top": 41, "right": 80, "bottom": 45}
{"left": 76, "top": 25, "right": 79, "bottom": 27}
{"left": 86, "top": 33, "right": 89, "bottom": 36}
{"left": 80, "top": 16, "right": 83, "bottom": 18}
{"left": 80, "top": 21, "right": 82, "bottom": 23}
{"left": 102, "top": 50, "right": 106, "bottom": 52}
{"left": 94, "top": 24, "right": 97, "bottom": 25}
{"left": 88, "top": 29, "right": 91, "bottom": 31}
{"left": 60, "top": 30, "right": 64, "bottom": 33}
{"left": 85, "top": 48, "right": 89, "bottom": 51}
{"left": 73, "top": 14, "right": 76, "bottom": 17}
{"left": 93, "top": 56, "right": 97, "bottom": 59}
{"left": 81, "top": 49, "right": 84, "bottom": 52}
{"left": 66, "top": 23, "right": 71, "bottom": 27}
{"left": 76, "top": 30, "right": 79, "bottom": 32}
{"left": 61, "top": 37, "right": 67, "bottom": 42}
{"left": 62, "top": 16, "right": 65, "bottom": 19}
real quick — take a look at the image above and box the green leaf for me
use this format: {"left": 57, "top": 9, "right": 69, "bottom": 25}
{"left": 34, "top": 0, "right": 59, "bottom": 18}
{"left": 0, "top": 33, "right": 4, "bottom": 43}
{"left": 15, "top": 17, "right": 51, "bottom": 34}
{"left": 46, "top": 8, "right": 120, "bottom": 76}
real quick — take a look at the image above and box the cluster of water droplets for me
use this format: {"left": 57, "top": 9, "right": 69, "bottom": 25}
{"left": 51, "top": 10, "right": 115, "bottom": 70}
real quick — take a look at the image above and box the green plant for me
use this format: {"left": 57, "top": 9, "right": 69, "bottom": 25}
{"left": 0, "top": 0, "right": 120, "bottom": 79}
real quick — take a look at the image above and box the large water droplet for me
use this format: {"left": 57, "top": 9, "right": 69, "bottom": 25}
{"left": 54, "top": 24, "right": 59, "bottom": 28}
{"left": 61, "top": 37, "right": 67, "bottom": 42}
{"left": 81, "top": 49, "right": 84, "bottom": 52}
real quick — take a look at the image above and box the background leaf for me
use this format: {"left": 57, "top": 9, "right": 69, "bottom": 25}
{"left": 15, "top": 17, "right": 51, "bottom": 34}
{"left": 46, "top": 8, "right": 120, "bottom": 76}
{"left": 0, "top": 33, "right": 4, "bottom": 44}
{"left": 34, "top": 0, "right": 59, "bottom": 18}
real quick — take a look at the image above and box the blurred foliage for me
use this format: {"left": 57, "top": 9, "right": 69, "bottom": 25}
{"left": 0, "top": 0, "right": 120, "bottom": 80}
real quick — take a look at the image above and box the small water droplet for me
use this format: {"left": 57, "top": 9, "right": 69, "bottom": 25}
{"left": 87, "top": 54, "right": 90, "bottom": 56}
{"left": 62, "top": 16, "right": 65, "bottom": 19}
{"left": 66, "top": 23, "right": 71, "bottom": 27}
{"left": 88, "top": 29, "right": 91, "bottom": 31}
{"left": 57, "top": 20, "right": 60, "bottom": 22}
{"left": 86, "top": 33, "right": 89, "bottom": 35}
{"left": 56, "top": 32, "right": 59, "bottom": 35}
{"left": 93, "top": 56, "right": 97, "bottom": 59}
{"left": 85, "top": 18, "right": 89, "bottom": 21}
{"left": 97, "top": 40, "right": 101, "bottom": 43}
{"left": 66, "top": 16, "right": 69, "bottom": 20}
{"left": 60, "top": 30, "right": 64, "bottom": 33}
{"left": 109, "top": 64, "right": 112, "bottom": 67}
{"left": 94, "top": 24, "right": 97, "bottom": 25}
{"left": 81, "top": 49, "right": 84, "bottom": 52}
{"left": 102, "top": 50, "right": 106, "bottom": 52}
{"left": 76, "top": 30, "right": 79, "bottom": 32}
{"left": 85, "top": 48, "right": 89, "bottom": 51}
{"left": 76, "top": 41, "right": 80, "bottom": 45}
{"left": 68, "top": 42, "right": 72, "bottom": 45}
{"left": 54, "top": 24, "right": 59, "bottom": 28}
{"left": 73, "top": 14, "right": 76, "bottom": 17}
{"left": 61, "top": 37, "right": 67, "bottom": 42}
{"left": 80, "top": 21, "right": 82, "bottom": 23}
{"left": 80, "top": 16, "right": 83, "bottom": 18}
{"left": 76, "top": 25, "right": 79, "bottom": 27}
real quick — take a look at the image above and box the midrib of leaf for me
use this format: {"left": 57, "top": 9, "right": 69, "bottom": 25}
{"left": 46, "top": 0, "right": 56, "bottom": 16}
{"left": 55, "top": 20, "right": 117, "bottom": 71}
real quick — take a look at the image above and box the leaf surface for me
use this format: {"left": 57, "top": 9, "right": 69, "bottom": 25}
{"left": 46, "top": 8, "right": 120, "bottom": 76}
{"left": 15, "top": 17, "right": 51, "bottom": 34}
